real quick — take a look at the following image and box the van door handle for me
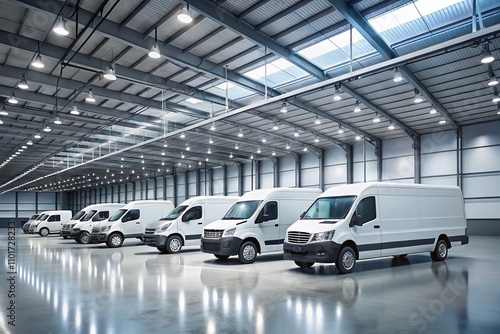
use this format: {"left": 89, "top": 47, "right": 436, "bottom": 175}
{"left": 374, "top": 225, "right": 380, "bottom": 229}
{"left": 198, "top": 222, "right": 202, "bottom": 225}
{"left": 136, "top": 222, "right": 140, "bottom": 224}
{"left": 275, "top": 224, "right": 279, "bottom": 227}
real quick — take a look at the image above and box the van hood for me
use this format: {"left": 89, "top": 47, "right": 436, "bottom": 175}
{"left": 147, "top": 219, "right": 173, "bottom": 229}
{"left": 204, "top": 219, "right": 245, "bottom": 230}
{"left": 287, "top": 219, "right": 342, "bottom": 234}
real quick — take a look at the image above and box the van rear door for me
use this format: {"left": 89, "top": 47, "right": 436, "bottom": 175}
{"left": 350, "top": 196, "right": 382, "bottom": 259}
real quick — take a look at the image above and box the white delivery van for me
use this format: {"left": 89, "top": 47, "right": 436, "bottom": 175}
{"left": 201, "top": 188, "right": 321, "bottom": 264}
{"left": 90, "top": 200, "right": 174, "bottom": 248}
{"left": 143, "top": 196, "right": 239, "bottom": 253}
{"left": 33, "top": 210, "right": 73, "bottom": 236}
{"left": 65, "top": 203, "right": 124, "bottom": 244}
{"left": 283, "top": 183, "right": 469, "bottom": 274}
{"left": 60, "top": 208, "right": 90, "bottom": 239}
{"left": 22, "top": 214, "right": 40, "bottom": 233}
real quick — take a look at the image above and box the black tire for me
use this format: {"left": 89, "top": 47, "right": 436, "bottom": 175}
{"left": 63, "top": 236, "right": 68, "bottom": 239}
{"left": 39, "top": 228, "right": 49, "bottom": 237}
{"left": 238, "top": 241, "right": 257, "bottom": 264}
{"left": 78, "top": 232, "right": 91, "bottom": 245}
{"left": 166, "top": 235, "right": 183, "bottom": 254}
{"left": 431, "top": 239, "right": 448, "bottom": 261}
{"left": 106, "top": 233, "right": 123, "bottom": 248}
{"left": 393, "top": 254, "right": 407, "bottom": 258}
{"left": 214, "top": 254, "right": 229, "bottom": 260}
{"left": 294, "top": 261, "right": 314, "bottom": 268}
{"left": 157, "top": 246, "right": 168, "bottom": 254}
{"left": 336, "top": 246, "right": 356, "bottom": 274}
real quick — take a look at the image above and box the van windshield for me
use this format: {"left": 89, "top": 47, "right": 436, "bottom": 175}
{"left": 39, "top": 214, "right": 49, "bottom": 221}
{"left": 161, "top": 205, "right": 188, "bottom": 220}
{"left": 302, "top": 196, "right": 357, "bottom": 220}
{"left": 71, "top": 210, "right": 86, "bottom": 221}
{"left": 81, "top": 210, "right": 97, "bottom": 222}
{"left": 109, "top": 209, "right": 127, "bottom": 222}
{"left": 223, "top": 201, "right": 262, "bottom": 220}
{"left": 30, "top": 214, "right": 39, "bottom": 220}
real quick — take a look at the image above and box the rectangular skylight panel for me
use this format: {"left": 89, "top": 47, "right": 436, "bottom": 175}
{"left": 215, "top": 82, "right": 236, "bottom": 90}
{"left": 298, "top": 39, "right": 338, "bottom": 60}
{"left": 328, "top": 28, "right": 364, "bottom": 49}
{"left": 415, "top": 0, "right": 465, "bottom": 16}
{"left": 185, "top": 97, "right": 203, "bottom": 104}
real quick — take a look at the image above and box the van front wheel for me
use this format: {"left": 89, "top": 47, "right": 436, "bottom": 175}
{"left": 166, "top": 235, "right": 182, "bottom": 253}
{"left": 431, "top": 239, "right": 448, "bottom": 261}
{"left": 107, "top": 233, "right": 123, "bottom": 248}
{"left": 78, "top": 232, "right": 91, "bottom": 244}
{"left": 39, "top": 228, "right": 49, "bottom": 237}
{"left": 336, "top": 246, "right": 356, "bottom": 274}
{"left": 239, "top": 241, "right": 257, "bottom": 264}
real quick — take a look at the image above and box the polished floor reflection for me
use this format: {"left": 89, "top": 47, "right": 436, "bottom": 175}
{"left": 1, "top": 232, "right": 500, "bottom": 333}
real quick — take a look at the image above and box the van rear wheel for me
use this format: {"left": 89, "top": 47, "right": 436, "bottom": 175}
{"left": 166, "top": 235, "right": 182, "bottom": 253}
{"left": 239, "top": 241, "right": 257, "bottom": 264}
{"left": 431, "top": 239, "right": 448, "bottom": 261}
{"left": 336, "top": 246, "right": 356, "bottom": 274}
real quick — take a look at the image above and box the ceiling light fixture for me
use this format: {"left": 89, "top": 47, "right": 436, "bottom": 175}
{"left": 272, "top": 151, "right": 276, "bottom": 156}
{"left": 229, "top": 152, "right": 233, "bottom": 158}
{"left": 293, "top": 129, "right": 299, "bottom": 137}
{"left": 355, "top": 134, "right": 361, "bottom": 141}
{"left": 257, "top": 147, "right": 261, "bottom": 154}
{"left": 373, "top": 113, "right": 381, "bottom": 123}
{"left": 261, "top": 136, "right": 267, "bottom": 143}
{"left": 27, "top": 140, "right": 33, "bottom": 145}
{"left": 53, "top": 17, "right": 69, "bottom": 36}
{"left": 8, "top": 93, "right": 18, "bottom": 104}
{"left": 303, "top": 147, "right": 308, "bottom": 152}
{"left": 103, "top": 64, "right": 117, "bottom": 81}
{"left": 34, "top": 133, "right": 41, "bottom": 139}
{"left": 388, "top": 122, "right": 395, "bottom": 130}
{"left": 186, "top": 143, "right": 190, "bottom": 151}
{"left": 210, "top": 122, "right": 216, "bottom": 131}
{"left": 31, "top": 53, "right": 45, "bottom": 68}
{"left": 148, "top": 27, "right": 161, "bottom": 59}
{"left": 85, "top": 89, "right": 95, "bottom": 103}
{"left": 280, "top": 102, "right": 288, "bottom": 113}
{"left": 235, "top": 143, "right": 239, "bottom": 149}
{"left": 70, "top": 105, "right": 80, "bottom": 115}
{"left": 338, "top": 126, "right": 344, "bottom": 134}
{"left": 17, "top": 73, "right": 29, "bottom": 90}
{"left": 314, "top": 116, "right": 321, "bottom": 125}
{"left": 429, "top": 105, "right": 437, "bottom": 114}
{"left": 333, "top": 85, "right": 342, "bottom": 101}
{"left": 237, "top": 129, "right": 243, "bottom": 137}
{"left": 272, "top": 122, "right": 279, "bottom": 131}
{"left": 180, "top": 132, "right": 186, "bottom": 138}
{"left": 439, "top": 118, "right": 446, "bottom": 124}
{"left": 492, "top": 94, "right": 500, "bottom": 103}
{"left": 413, "top": 89, "right": 423, "bottom": 103}
{"left": 286, "top": 142, "right": 290, "bottom": 150}
{"left": 43, "top": 125, "right": 52, "bottom": 132}
{"left": 488, "top": 75, "right": 499, "bottom": 86}
{"left": 177, "top": 4, "right": 193, "bottom": 23}
{"left": 314, "top": 136, "right": 319, "bottom": 143}
{"left": 0, "top": 106, "right": 8, "bottom": 116}
{"left": 207, "top": 148, "right": 211, "bottom": 154}
{"left": 209, "top": 137, "right": 214, "bottom": 144}
{"left": 0, "top": 118, "right": 3, "bottom": 125}
{"left": 480, "top": 43, "right": 495, "bottom": 64}
{"left": 353, "top": 100, "right": 361, "bottom": 112}
{"left": 393, "top": 67, "right": 403, "bottom": 82}
{"left": 53, "top": 116, "right": 62, "bottom": 125}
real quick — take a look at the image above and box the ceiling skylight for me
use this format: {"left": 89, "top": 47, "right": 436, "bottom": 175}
{"left": 185, "top": 97, "right": 203, "bottom": 104}
{"left": 215, "top": 82, "right": 236, "bottom": 90}
{"left": 243, "top": 58, "right": 308, "bottom": 87}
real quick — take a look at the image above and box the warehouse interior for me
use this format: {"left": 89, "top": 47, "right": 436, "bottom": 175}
{"left": 0, "top": 0, "right": 499, "bottom": 333}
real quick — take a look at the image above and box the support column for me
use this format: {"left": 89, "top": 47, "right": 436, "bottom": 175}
{"left": 185, "top": 172, "right": 189, "bottom": 200}
{"left": 208, "top": 168, "right": 213, "bottom": 195}
{"left": 196, "top": 170, "right": 201, "bottom": 196}
{"left": 132, "top": 182, "right": 136, "bottom": 201}
{"left": 294, "top": 154, "right": 301, "bottom": 188}
{"left": 271, "top": 157, "right": 279, "bottom": 187}
{"left": 376, "top": 140, "right": 383, "bottom": 182}
{"left": 457, "top": 128, "right": 463, "bottom": 188}
{"left": 154, "top": 178, "right": 158, "bottom": 200}
{"left": 318, "top": 149, "right": 325, "bottom": 189}
{"left": 163, "top": 176, "right": 167, "bottom": 200}
{"left": 222, "top": 165, "right": 227, "bottom": 196}
{"left": 237, "top": 163, "right": 243, "bottom": 196}
{"left": 254, "top": 160, "right": 260, "bottom": 190}
{"left": 173, "top": 169, "right": 178, "bottom": 206}
{"left": 413, "top": 136, "right": 421, "bottom": 184}
{"left": 345, "top": 146, "right": 353, "bottom": 184}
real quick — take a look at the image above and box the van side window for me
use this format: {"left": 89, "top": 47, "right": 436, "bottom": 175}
{"left": 123, "top": 209, "right": 140, "bottom": 222}
{"left": 182, "top": 206, "right": 202, "bottom": 222}
{"left": 48, "top": 215, "right": 61, "bottom": 222}
{"left": 262, "top": 201, "right": 278, "bottom": 221}
{"left": 93, "top": 211, "right": 109, "bottom": 222}
{"left": 355, "top": 197, "right": 376, "bottom": 225}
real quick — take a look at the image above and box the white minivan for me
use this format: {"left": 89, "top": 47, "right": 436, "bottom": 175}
{"left": 90, "top": 200, "right": 174, "bottom": 248}
{"left": 283, "top": 183, "right": 469, "bottom": 274}
{"left": 33, "top": 210, "right": 73, "bottom": 236}
{"left": 201, "top": 188, "right": 322, "bottom": 264}
{"left": 65, "top": 203, "right": 124, "bottom": 244}
{"left": 143, "top": 196, "right": 239, "bottom": 253}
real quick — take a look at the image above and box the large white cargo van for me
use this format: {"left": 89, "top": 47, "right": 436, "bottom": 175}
{"left": 201, "top": 188, "right": 321, "bottom": 264}
{"left": 63, "top": 203, "right": 124, "bottom": 244}
{"left": 143, "top": 196, "right": 239, "bottom": 253}
{"left": 283, "top": 183, "right": 469, "bottom": 274}
{"left": 33, "top": 210, "right": 73, "bottom": 236}
{"left": 90, "top": 200, "right": 174, "bottom": 248}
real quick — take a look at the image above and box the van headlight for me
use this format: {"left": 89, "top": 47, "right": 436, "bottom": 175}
{"left": 311, "top": 231, "right": 335, "bottom": 242}
{"left": 223, "top": 227, "right": 236, "bottom": 236}
{"left": 100, "top": 225, "right": 111, "bottom": 232}
{"left": 156, "top": 223, "right": 172, "bottom": 233}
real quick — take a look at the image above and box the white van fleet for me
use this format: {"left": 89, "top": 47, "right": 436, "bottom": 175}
{"left": 22, "top": 214, "right": 40, "bottom": 233}
{"left": 283, "top": 183, "right": 469, "bottom": 274}
{"left": 64, "top": 203, "right": 124, "bottom": 244}
{"left": 201, "top": 188, "right": 321, "bottom": 264}
{"left": 143, "top": 196, "right": 239, "bottom": 253}
{"left": 90, "top": 200, "right": 174, "bottom": 248}
{"left": 60, "top": 208, "right": 89, "bottom": 239}
{"left": 32, "top": 210, "right": 73, "bottom": 236}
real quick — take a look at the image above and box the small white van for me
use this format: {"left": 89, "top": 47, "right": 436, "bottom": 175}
{"left": 28, "top": 211, "right": 50, "bottom": 233}
{"left": 22, "top": 214, "right": 40, "bottom": 233}
{"left": 90, "top": 200, "right": 174, "bottom": 248}
{"left": 201, "top": 188, "right": 321, "bottom": 264}
{"left": 283, "top": 183, "right": 469, "bottom": 274}
{"left": 143, "top": 196, "right": 239, "bottom": 253}
{"left": 64, "top": 203, "right": 124, "bottom": 244}
{"left": 33, "top": 210, "right": 73, "bottom": 236}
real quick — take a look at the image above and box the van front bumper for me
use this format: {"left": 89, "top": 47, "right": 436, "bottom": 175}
{"left": 201, "top": 236, "right": 242, "bottom": 256}
{"left": 142, "top": 234, "right": 166, "bottom": 247}
{"left": 90, "top": 232, "right": 108, "bottom": 244}
{"left": 283, "top": 241, "right": 341, "bottom": 263}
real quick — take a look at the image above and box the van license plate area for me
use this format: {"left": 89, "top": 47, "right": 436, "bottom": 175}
{"left": 292, "top": 245, "right": 303, "bottom": 252}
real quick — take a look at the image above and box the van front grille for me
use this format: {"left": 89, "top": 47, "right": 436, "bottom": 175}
{"left": 144, "top": 228, "right": 155, "bottom": 234}
{"left": 202, "top": 242, "right": 220, "bottom": 251}
{"left": 204, "top": 230, "right": 224, "bottom": 239}
{"left": 287, "top": 231, "right": 311, "bottom": 244}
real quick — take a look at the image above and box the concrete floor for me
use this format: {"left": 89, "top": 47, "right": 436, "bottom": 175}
{"left": 1, "top": 232, "right": 500, "bottom": 334}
